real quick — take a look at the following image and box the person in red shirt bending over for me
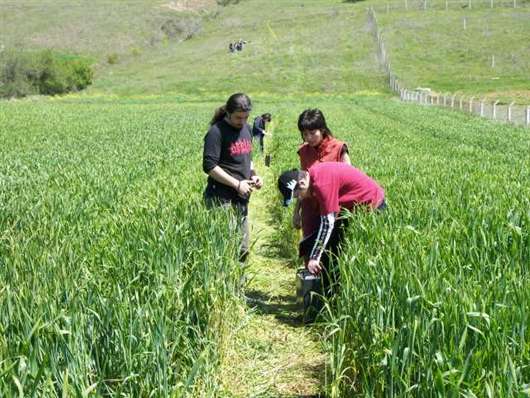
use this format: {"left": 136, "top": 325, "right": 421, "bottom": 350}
{"left": 278, "top": 162, "right": 385, "bottom": 281}
{"left": 294, "top": 109, "right": 350, "bottom": 239}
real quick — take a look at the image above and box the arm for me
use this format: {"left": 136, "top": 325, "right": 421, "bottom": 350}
{"left": 307, "top": 212, "right": 336, "bottom": 275}
{"left": 249, "top": 161, "right": 263, "bottom": 189}
{"left": 292, "top": 199, "right": 302, "bottom": 229}
{"left": 341, "top": 144, "right": 351, "bottom": 164}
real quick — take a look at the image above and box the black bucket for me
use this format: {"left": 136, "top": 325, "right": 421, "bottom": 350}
{"left": 296, "top": 269, "right": 323, "bottom": 323}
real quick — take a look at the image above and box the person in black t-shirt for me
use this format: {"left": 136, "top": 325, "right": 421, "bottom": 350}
{"left": 203, "top": 93, "right": 263, "bottom": 262}
{"left": 252, "top": 113, "right": 272, "bottom": 153}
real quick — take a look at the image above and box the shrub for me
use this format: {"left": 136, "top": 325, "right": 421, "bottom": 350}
{"left": 0, "top": 49, "right": 93, "bottom": 98}
{"left": 160, "top": 18, "right": 202, "bottom": 41}
{"left": 107, "top": 53, "right": 119, "bottom": 64}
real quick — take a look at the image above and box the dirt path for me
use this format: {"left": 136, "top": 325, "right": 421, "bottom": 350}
{"left": 219, "top": 157, "right": 325, "bottom": 397}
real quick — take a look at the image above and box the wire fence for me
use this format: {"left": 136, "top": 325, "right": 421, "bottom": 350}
{"left": 371, "top": 0, "right": 530, "bottom": 13}
{"left": 367, "top": 7, "right": 530, "bottom": 127}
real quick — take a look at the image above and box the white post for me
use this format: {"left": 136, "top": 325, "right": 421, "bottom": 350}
{"left": 463, "top": 17, "right": 467, "bottom": 30}
{"left": 491, "top": 55, "right": 495, "bottom": 68}
{"left": 490, "top": 0, "right": 493, "bottom": 8}
{"left": 469, "top": 96, "right": 475, "bottom": 113}
{"left": 507, "top": 102, "right": 515, "bottom": 122}
{"left": 514, "top": 0, "right": 516, "bottom": 8}
{"left": 437, "top": 95, "right": 440, "bottom": 105}
{"left": 446, "top": 0, "right": 449, "bottom": 10}
{"left": 460, "top": 96, "right": 464, "bottom": 110}
{"left": 405, "top": 0, "right": 408, "bottom": 10}
{"left": 493, "top": 100, "right": 499, "bottom": 120}
{"left": 468, "top": 0, "right": 472, "bottom": 9}
{"left": 526, "top": 106, "right": 530, "bottom": 127}
{"left": 480, "top": 99, "right": 485, "bottom": 117}
{"left": 451, "top": 95, "right": 456, "bottom": 108}
{"left": 443, "top": 94, "right": 447, "bottom": 106}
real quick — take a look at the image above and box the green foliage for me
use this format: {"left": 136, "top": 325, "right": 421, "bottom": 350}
{"left": 107, "top": 53, "right": 119, "bottom": 64}
{"left": 216, "top": 0, "right": 241, "bottom": 6}
{"left": 269, "top": 96, "right": 530, "bottom": 397}
{"left": 0, "top": 100, "right": 242, "bottom": 396}
{"left": 160, "top": 18, "right": 202, "bottom": 41}
{"left": 0, "top": 49, "right": 93, "bottom": 98}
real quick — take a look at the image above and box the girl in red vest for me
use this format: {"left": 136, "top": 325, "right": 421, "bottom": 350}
{"left": 293, "top": 109, "right": 351, "bottom": 238}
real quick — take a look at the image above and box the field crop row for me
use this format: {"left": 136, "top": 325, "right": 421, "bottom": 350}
{"left": 269, "top": 96, "right": 529, "bottom": 397}
{"left": 0, "top": 100, "right": 242, "bottom": 396}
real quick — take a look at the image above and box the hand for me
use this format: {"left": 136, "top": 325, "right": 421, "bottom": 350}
{"left": 292, "top": 211, "right": 302, "bottom": 229}
{"left": 250, "top": 175, "right": 263, "bottom": 189}
{"left": 237, "top": 180, "right": 254, "bottom": 198}
{"left": 307, "top": 259, "right": 322, "bottom": 275}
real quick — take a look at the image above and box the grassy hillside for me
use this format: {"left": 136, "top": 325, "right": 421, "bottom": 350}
{"left": 376, "top": 7, "right": 530, "bottom": 102}
{"left": 0, "top": 0, "right": 388, "bottom": 96}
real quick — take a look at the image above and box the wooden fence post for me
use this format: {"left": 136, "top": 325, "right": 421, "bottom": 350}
{"left": 469, "top": 96, "right": 475, "bottom": 113}
{"left": 526, "top": 106, "right": 530, "bottom": 127}
{"left": 492, "top": 100, "right": 499, "bottom": 120}
{"left": 459, "top": 96, "right": 464, "bottom": 110}
{"left": 491, "top": 55, "right": 495, "bottom": 68}
{"left": 451, "top": 95, "right": 456, "bottom": 108}
{"left": 463, "top": 17, "right": 467, "bottom": 30}
{"left": 480, "top": 99, "right": 485, "bottom": 117}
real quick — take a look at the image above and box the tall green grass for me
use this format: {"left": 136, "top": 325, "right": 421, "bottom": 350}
{"left": 269, "top": 95, "right": 529, "bottom": 397}
{"left": 0, "top": 100, "right": 243, "bottom": 396}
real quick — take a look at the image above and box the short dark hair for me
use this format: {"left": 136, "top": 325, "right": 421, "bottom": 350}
{"left": 297, "top": 108, "right": 332, "bottom": 139}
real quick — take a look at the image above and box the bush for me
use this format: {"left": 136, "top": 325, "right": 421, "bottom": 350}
{"left": 216, "top": 0, "right": 241, "bottom": 6}
{"left": 0, "top": 49, "right": 93, "bottom": 98}
{"left": 160, "top": 18, "right": 202, "bottom": 41}
{"left": 107, "top": 53, "right": 119, "bottom": 64}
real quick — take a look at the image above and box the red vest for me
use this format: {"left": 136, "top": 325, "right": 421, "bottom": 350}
{"left": 298, "top": 136, "right": 346, "bottom": 171}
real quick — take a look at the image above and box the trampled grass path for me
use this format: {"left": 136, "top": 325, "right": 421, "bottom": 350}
{"left": 219, "top": 157, "right": 325, "bottom": 397}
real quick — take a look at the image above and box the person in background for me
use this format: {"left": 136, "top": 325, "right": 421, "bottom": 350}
{"left": 278, "top": 162, "right": 385, "bottom": 290}
{"left": 252, "top": 113, "right": 272, "bottom": 153}
{"left": 203, "top": 93, "right": 263, "bottom": 262}
{"left": 293, "top": 109, "right": 350, "bottom": 240}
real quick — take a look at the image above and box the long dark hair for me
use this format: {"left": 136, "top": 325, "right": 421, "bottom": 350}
{"left": 297, "top": 108, "right": 333, "bottom": 140}
{"left": 210, "top": 93, "right": 252, "bottom": 125}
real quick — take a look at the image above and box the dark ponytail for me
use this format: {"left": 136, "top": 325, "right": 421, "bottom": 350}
{"left": 210, "top": 93, "right": 252, "bottom": 126}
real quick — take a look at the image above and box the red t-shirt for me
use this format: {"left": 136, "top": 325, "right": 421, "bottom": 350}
{"left": 309, "top": 162, "right": 384, "bottom": 215}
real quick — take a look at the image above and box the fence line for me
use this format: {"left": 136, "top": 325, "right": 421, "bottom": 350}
{"left": 367, "top": 7, "right": 530, "bottom": 127}
{"left": 371, "top": 0, "right": 529, "bottom": 14}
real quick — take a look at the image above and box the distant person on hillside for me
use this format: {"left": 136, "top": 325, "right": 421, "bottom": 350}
{"left": 292, "top": 109, "right": 351, "bottom": 240}
{"left": 252, "top": 113, "right": 272, "bottom": 153}
{"left": 278, "top": 162, "right": 385, "bottom": 291}
{"left": 203, "top": 93, "right": 263, "bottom": 262}
{"left": 235, "top": 41, "right": 243, "bottom": 51}
{"left": 228, "top": 42, "right": 235, "bottom": 53}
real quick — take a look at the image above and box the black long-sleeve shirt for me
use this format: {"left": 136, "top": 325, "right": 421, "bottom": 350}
{"left": 203, "top": 119, "right": 253, "bottom": 201}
